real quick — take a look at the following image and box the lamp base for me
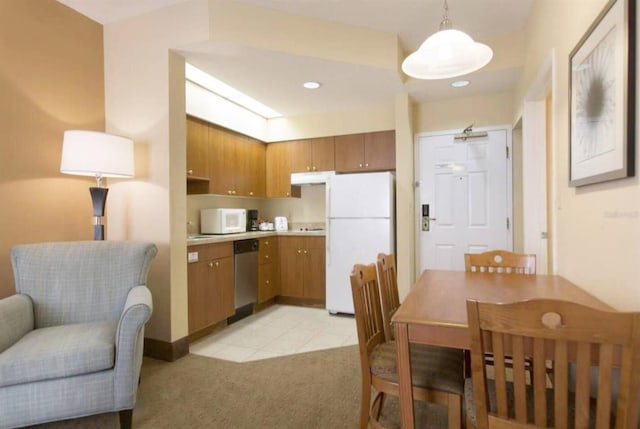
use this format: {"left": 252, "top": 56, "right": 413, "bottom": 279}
{"left": 94, "top": 224, "right": 104, "bottom": 241}
{"left": 89, "top": 187, "right": 109, "bottom": 241}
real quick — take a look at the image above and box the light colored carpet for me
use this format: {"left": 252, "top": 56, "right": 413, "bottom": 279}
{"left": 28, "top": 345, "right": 449, "bottom": 428}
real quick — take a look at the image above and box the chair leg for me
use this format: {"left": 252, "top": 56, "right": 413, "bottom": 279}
{"left": 119, "top": 409, "right": 133, "bottom": 429}
{"left": 359, "top": 382, "right": 371, "bottom": 429}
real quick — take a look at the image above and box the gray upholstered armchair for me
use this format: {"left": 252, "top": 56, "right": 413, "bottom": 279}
{"left": 0, "top": 241, "right": 157, "bottom": 429}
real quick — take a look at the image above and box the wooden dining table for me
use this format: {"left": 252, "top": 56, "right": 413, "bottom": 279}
{"left": 392, "top": 269, "right": 613, "bottom": 429}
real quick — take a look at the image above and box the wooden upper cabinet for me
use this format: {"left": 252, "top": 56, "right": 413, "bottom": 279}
{"left": 310, "top": 137, "right": 335, "bottom": 171}
{"left": 186, "top": 116, "right": 209, "bottom": 179}
{"left": 189, "top": 119, "right": 266, "bottom": 197}
{"left": 247, "top": 136, "right": 266, "bottom": 198}
{"left": 334, "top": 131, "right": 395, "bottom": 172}
{"left": 334, "top": 134, "right": 365, "bottom": 172}
{"left": 265, "top": 142, "right": 301, "bottom": 198}
{"left": 289, "top": 140, "right": 311, "bottom": 173}
{"left": 364, "top": 130, "right": 395, "bottom": 171}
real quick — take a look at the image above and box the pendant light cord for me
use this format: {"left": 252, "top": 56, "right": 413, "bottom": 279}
{"left": 440, "top": 0, "right": 452, "bottom": 30}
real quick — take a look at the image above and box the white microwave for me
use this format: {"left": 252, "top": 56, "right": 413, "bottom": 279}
{"left": 201, "top": 208, "right": 247, "bottom": 234}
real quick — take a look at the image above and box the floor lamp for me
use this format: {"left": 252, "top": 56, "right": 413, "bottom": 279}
{"left": 60, "top": 130, "right": 134, "bottom": 240}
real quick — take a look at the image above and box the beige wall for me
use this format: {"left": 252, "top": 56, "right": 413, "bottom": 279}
{"left": 0, "top": 0, "right": 104, "bottom": 298}
{"left": 414, "top": 92, "right": 515, "bottom": 133}
{"left": 516, "top": 0, "right": 640, "bottom": 310}
{"left": 103, "top": 0, "right": 210, "bottom": 342}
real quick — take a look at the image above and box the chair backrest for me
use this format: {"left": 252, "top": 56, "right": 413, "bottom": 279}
{"left": 11, "top": 241, "right": 157, "bottom": 328}
{"left": 350, "top": 263, "right": 386, "bottom": 362}
{"left": 376, "top": 253, "right": 399, "bottom": 341}
{"left": 466, "top": 298, "right": 640, "bottom": 429}
{"left": 464, "top": 250, "right": 536, "bottom": 275}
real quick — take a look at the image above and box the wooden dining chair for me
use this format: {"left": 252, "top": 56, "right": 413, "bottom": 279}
{"left": 464, "top": 250, "right": 538, "bottom": 382}
{"left": 350, "top": 263, "right": 465, "bottom": 429}
{"left": 465, "top": 298, "right": 640, "bottom": 429}
{"left": 376, "top": 253, "right": 400, "bottom": 341}
{"left": 464, "top": 250, "right": 536, "bottom": 275}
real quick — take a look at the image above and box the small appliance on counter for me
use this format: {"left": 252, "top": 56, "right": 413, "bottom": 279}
{"left": 274, "top": 216, "right": 288, "bottom": 231}
{"left": 247, "top": 209, "right": 259, "bottom": 231}
{"left": 201, "top": 208, "right": 247, "bottom": 234}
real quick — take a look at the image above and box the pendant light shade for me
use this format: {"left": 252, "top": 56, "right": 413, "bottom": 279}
{"left": 402, "top": 1, "right": 493, "bottom": 80}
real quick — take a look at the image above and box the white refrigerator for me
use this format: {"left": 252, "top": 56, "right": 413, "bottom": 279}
{"left": 326, "top": 171, "right": 395, "bottom": 314}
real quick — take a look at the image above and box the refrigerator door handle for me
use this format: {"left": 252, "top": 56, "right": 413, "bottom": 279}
{"left": 326, "top": 182, "right": 331, "bottom": 265}
{"left": 326, "top": 218, "right": 331, "bottom": 265}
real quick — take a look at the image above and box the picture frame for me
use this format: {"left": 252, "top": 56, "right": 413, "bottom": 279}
{"left": 569, "top": 0, "right": 635, "bottom": 187}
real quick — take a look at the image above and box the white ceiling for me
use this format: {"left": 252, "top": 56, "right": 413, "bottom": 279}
{"left": 56, "top": 0, "right": 534, "bottom": 117}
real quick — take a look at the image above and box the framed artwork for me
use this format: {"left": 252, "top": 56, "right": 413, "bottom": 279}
{"left": 569, "top": 0, "right": 635, "bottom": 186}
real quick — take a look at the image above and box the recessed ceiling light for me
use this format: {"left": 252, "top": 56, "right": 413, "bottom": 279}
{"left": 451, "top": 80, "right": 470, "bottom": 88}
{"left": 303, "top": 81, "right": 321, "bottom": 89}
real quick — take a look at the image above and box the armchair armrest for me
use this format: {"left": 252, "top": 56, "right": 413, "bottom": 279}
{"left": 0, "top": 294, "right": 34, "bottom": 353}
{"left": 113, "top": 286, "right": 153, "bottom": 409}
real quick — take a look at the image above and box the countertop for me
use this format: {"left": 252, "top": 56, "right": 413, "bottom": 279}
{"left": 187, "top": 229, "right": 325, "bottom": 246}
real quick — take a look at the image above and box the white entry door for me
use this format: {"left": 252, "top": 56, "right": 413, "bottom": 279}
{"left": 416, "top": 127, "right": 512, "bottom": 272}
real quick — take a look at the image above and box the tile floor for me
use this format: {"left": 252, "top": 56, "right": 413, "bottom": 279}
{"left": 189, "top": 304, "right": 358, "bottom": 362}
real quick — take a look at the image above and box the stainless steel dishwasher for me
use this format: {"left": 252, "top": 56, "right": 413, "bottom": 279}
{"left": 228, "top": 238, "right": 259, "bottom": 324}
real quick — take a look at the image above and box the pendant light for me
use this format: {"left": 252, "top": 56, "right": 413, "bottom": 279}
{"left": 402, "top": 0, "right": 493, "bottom": 80}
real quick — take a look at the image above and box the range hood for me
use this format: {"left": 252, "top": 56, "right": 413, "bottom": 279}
{"left": 290, "top": 171, "right": 335, "bottom": 185}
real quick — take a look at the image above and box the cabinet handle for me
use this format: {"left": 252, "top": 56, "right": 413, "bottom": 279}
{"left": 265, "top": 280, "right": 270, "bottom": 284}
{"left": 208, "top": 261, "right": 219, "bottom": 268}
{"left": 312, "top": 166, "right": 317, "bottom": 171}
{"left": 265, "top": 241, "right": 269, "bottom": 245}
{"left": 297, "top": 249, "right": 302, "bottom": 254}
{"left": 303, "top": 250, "right": 308, "bottom": 255}
{"left": 249, "top": 191, "right": 254, "bottom": 196}
{"left": 232, "top": 190, "right": 237, "bottom": 195}
{"left": 365, "top": 163, "right": 369, "bottom": 168}
{"left": 286, "top": 192, "right": 290, "bottom": 197}
{"left": 187, "top": 169, "right": 193, "bottom": 175}
{"left": 227, "top": 190, "right": 232, "bottom": 195}
{"left": 306, "top": 166, "right": 311, "bottom": 171}
{"left": 208, "top": 262, "right": 213, "bottom": 268}
{"left": 215, "top": 261, "right": 219, "bottom": 267}
{"left": 359, "top": 163, "right": 363, "bottom": 168}
{"left": 265, "top": 255, "right": 269, "bottom": 260}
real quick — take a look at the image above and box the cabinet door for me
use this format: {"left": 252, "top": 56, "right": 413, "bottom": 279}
{"left": 279, "top": 237, "right": 305, "bottom": 297}
{"left": 232, "top": 133, "right": 251, "bottom": 196}
{"left": 289, "top": 140, "right": 312, "bottom": 173}
{"left": 310, "top": 137, "right": 335, "bottom": 171}
{"left": 334, "top": 134, "right": 365, "bottom": 172}
{"left": 364, "top": 130, "right": 395, "bottom": 171}
{"left": 258, "top": 262, "right": 276, "bottom": 303}
{"left": 208, "top": 125, "right": 233, "bottom": 195}
{"left": 210, "top": 256, "right": 235, "bottom": 325}
{"left": 303, "top": 237, "right": 326, "bottom": 300}
{"left": 187, "top": 259, "right": 214, "bottom": 334}
{"left": 247, "top": 137, "right": 266, "bottom": 197}
{"left": 186, "top": 116, "right": 209, "bottom": 179}
{"left": 266, "top": 142, "right": 294, "bottom": 198}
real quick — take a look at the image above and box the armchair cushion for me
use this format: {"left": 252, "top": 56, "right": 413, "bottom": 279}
{"left": 0, "top": 320, "right": 117, "bottom": 388}
{"left": 0, "top": 294, "right": 33, "bottom": 353}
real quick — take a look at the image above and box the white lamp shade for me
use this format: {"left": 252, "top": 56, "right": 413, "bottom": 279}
{"left": 60, "top": 130, "right": 134, "bottom": 178}
{"left": 402, "top": 29, "right": 493, "bottom": 80}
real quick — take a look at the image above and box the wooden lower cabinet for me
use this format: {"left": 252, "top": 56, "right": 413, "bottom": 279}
{"left": 187, "top": 243, "right": 235, "bottom": 335}
{"left": 258, "top": 237, "right": 279, "bottom": 303}
{"left": 279, "top": 236, "right": 325, "bottom": 302}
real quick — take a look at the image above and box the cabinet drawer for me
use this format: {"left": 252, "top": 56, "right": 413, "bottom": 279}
{"left": 187, "top": 242, "right": 233, "bottom": 262}
{"left": 258, "top": 237, "right": 278, "bottom": 264}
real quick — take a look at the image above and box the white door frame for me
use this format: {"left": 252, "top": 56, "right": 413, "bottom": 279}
{"left": 413, "top": 125, "right": 514, "bottom": 278}
{"left": 521, "top": 50, "right": 555, "bottom": 274}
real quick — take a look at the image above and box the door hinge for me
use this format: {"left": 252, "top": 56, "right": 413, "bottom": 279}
{"left": 506, "top": 217, "right": 510, "bottom": 230}
{"left": 506, "top": 146, "right": 510, "bottom": 159}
